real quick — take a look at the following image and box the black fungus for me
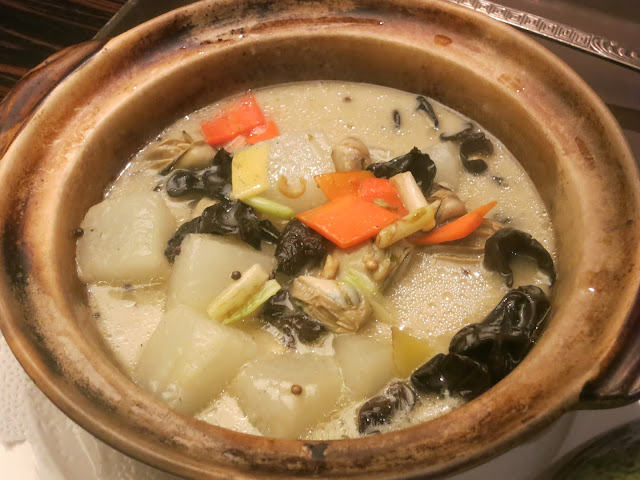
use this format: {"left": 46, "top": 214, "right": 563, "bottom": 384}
{"left": 366, "top": 147, "right": 437, "bottom": 196}
{"left": 452, "top": 323, "right": 532, "bottom": 382}
{"left": 462, "top": 157, "right": 488, "bottom": 175}
{"left": 358, "top": 382, "right": 417, "bottom": 435}
{"left": 275, "top": 218, "right": 327, "bottom": 275}
{"left": 491, "top": 176, "right": 506, "bottom": 186}
{"left": 393, "top": 110, "right": 401, "bottom": 129}
{"left": 203, "top": 148, "right": 233, "bottom": 194}
{"left": 484, "top": 228, "right": 556, "bottom": 288}
{"left": 166, "top": 148, "right": 233, "bottom": 200}
{"left": 416, "top": 95, "right": 439, "bottom": 129}
{"left": 411, "top": 353, "right": 492, "bottom": 400}
{"left": 449, "top": 285, "right": 550, "bottom": 383}
{"left": 212, "top": 147, "right": 233, "bottom": 178}
{"left": 259, "top": 220, "right": 281, "bottom": 246}
{"left": 440, "top": 124, "right": 493, "bottom": 175}
{"left": 263, "top": 289, "right": 328, "bottom": 346}
{"left": 411, "top": 285, "right": 550, "bottom": 400}
{"left": 165, "top": 218, "right": 200, "bottom": 261}
{"left": 440, "top": 123, "right": 474, "bottom": 142}
{"left": 235, "top": 202, "right": 264, "bottom": 249}
{"left": 166, "top": 169, "right": 201, "bottom": 196}
{"left": 164, "top": 200, "right": 280, "bottom": 261}
{"left": 460, "top": 133, "right": 493, "bottom": 175}
{"left": 199, "top": 200, "right": 243, "bottom": 235}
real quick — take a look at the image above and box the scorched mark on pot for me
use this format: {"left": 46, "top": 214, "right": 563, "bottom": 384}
{"left": 305, "top": 442, "right": 329, "bottom": 460}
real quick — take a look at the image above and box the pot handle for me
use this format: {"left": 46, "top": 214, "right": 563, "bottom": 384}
{"left": 0, "top": 40, "right": 104, "bottom": 158}
{"left": 579, "top": 291, "right": 640, "bottom": 408}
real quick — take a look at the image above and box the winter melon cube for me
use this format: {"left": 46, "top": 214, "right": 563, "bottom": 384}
{"left": 134, "top": 305, "right": 257, "bottom": 414}
{"left": 166, "top": 234, "right": 275, "bottom": 313}
{"left": 231, "top": 143, "right": 270, "bottom": 200}
{"left": 231, "top": 354, "right": 341, "bottom": 438}
{"left": 77, "top": 192, "right": 176, "bottom": 284}
{"left": 261, "top": 131, "right": 335, "bottom": 213}
{"left": 391, "top": 327, "right": 439, "bottom": 378}
{"left": 334, "top": 334, "right": 396, "bottom": 402}
{"left": 428, "top": 142, "right": 461, "bottom": 191}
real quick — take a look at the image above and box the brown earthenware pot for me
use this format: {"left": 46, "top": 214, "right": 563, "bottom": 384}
{"left": 0, "top": 0, "right": 639, "bottom": 478}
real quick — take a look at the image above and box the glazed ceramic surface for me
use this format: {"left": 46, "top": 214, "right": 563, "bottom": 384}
{"left": 0, "top": 0, "right": 639, "bottom": 478}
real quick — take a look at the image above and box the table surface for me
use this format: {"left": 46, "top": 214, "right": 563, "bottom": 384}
{"left": 0, "top": 0, "right": 126, "bottom": 100}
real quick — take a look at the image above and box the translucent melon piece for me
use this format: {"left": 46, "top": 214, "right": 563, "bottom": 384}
{"left": 166, "top": 234, "right": 275, "bottom": 313}
{"left": 391, "top": 327, "right": 438, "bottom": 378}
{"left": 231, "top": 143, "right": 270, "bottom": 200}
{"left": 77, "top": 192, "right": 176, "bottom": 284}
{"left": 261, "top": 131, "right": 335, "bottom": 213}
{"left": 134, "top": 305, "right": 257, "bottom": 414}
{"left": 428, "top": 141, "right": 461, "bottom": 191}
{"left": 231, "top": 354, "right": 341, "bottom": 438}
{"left": 334, "top": 334, "right": 396, "bottom": 402}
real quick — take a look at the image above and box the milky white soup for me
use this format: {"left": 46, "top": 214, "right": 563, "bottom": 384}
{"left": 76, "top": 81, "right": 555, "bottom": 440}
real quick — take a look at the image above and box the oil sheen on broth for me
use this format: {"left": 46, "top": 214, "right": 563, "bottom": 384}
{"left": 77, "top": 81, "right": 555, "bottom": 440}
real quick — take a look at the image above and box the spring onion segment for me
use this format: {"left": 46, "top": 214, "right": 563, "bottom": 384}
{"left": 207, "top": 264, "right": 269, "bottom": 321}
{"left": 375, "top": 205, "right": 435, "bottom": 249}
{"left": 224, "top": 279, "right": 281, "bottom": 324}
{"left": 389, "top": 172, "right": 428, "bottom": 213}
{"left": 241, "top": 196, "right": 295, "bottom": 220}
{"left": 342, "top": 270, "right": 397, "bottom": 325}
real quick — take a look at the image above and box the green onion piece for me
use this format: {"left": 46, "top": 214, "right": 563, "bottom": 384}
{"left": 224, "top": 279, "right": 281, "bottom": 324}
{"left": 241, "top": 196, "right": 295, "bottom": 220}
{"left": 207, "top": 264, "right": 269, "bottom": 321}
{"left": 375, "top": 204, "right": 435, "bottom": 249}
{"left": 373, "top": 199, "right": 398, "bottom": 211}
{"left": 342, "top": 270, "right": 397, "bottom": 325}
{"left": 389, "top": 172, "right": 428, "bottom": 212}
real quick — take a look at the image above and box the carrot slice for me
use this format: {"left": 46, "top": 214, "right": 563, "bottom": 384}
{"left": 314, "top": 171, "right": 374, "bottom": 201}
{"left": 221, "top": 134, "right": 249, "bottom": 153}
{"left": 248, "top": 118, "right": 280, "bottom": 144}
{"left": 201, "top": 93, "right": 266, "bottom": 146}
{"left": 297, "top": 195, "right": 398, "bottom": 248}
{"left": 412, "top": 201, "right": 498, "bottom": 245}
{"left": 359, "top": 178, "right": 408, "bottom": 217}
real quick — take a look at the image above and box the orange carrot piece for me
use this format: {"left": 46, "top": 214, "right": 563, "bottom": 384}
{"left": 221, "top": 134, "right": 249, "bottom": 153}
{"left": 201, "top": 93, "right": 266, "bottom": 146}
{"left": 314, "top": 171, "right": 374, "bottom": 201}
{"left": 247, "top": 118, "right": 280, "bottom": 144}
{"left": 412, "top": 201, "right": 498, "bottom": 245}
{"left": 297, "top": 195, "right": 398, "bottom": 248}
{"left": 359, "top": 178, "right": 408, "bottom": 217}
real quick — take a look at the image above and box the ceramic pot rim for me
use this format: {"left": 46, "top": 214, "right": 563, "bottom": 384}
{"left": 0, "top": 1, "right": 638, "bottom": 478}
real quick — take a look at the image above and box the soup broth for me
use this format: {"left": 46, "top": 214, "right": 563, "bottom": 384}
{"left": 76, "top": 81, "right": 555, "bottom": 440}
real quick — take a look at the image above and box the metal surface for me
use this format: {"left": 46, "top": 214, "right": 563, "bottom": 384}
{"left": 445, "top": 0, "right": 640, "bottom": 72}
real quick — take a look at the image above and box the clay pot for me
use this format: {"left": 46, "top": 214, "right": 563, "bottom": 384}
{"left": 0, "top": 1, "right": 638, "bottom": 478}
